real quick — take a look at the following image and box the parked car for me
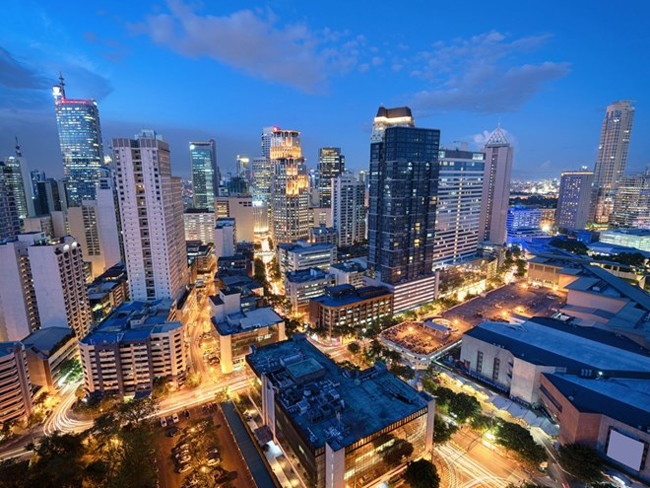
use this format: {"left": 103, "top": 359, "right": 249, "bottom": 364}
{"left": 176, "top": 463, "right": 191, "bottom": 473}
{"left": 172, "top": 413, "right": 180, "bottom": 423}
{"left": 160, "top": 418, "right": 168, "bottom": 428}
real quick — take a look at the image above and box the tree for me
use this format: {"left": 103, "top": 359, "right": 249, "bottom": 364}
{"left": 390, "top": 364, "right": 415, "bottom": 381}
{"left": 515, "top": 259, "right": 527, "bottom": 277}
{"left": 117, "top": 397, "right": 158, "bottom": 427}
{"left": 58, "top": 358, "right": 83, "bottom": 384}
{"left": 0, "top": 459, "right": 29, "bottom": 488}
{"left": 550, "top": 237, "right": 588, "bottom": 255}
{"left": 433, "top": 415, "right": 457, "bottom": 444}
{"left": 558, "top": 443, "right": 604, "bottom": 484}
{"left": 404, "top": 459, "right": 440, "bottom": 488}
{"left": 494, "top": 420, "right": 546, "bottom": 465}
{"left": 27, "top": 432, "right": 89, "bottom": 488}
{"left": 470, "top": 414, "right": 493, "bottom": 432}
{"left": 186, "top": 372, "right": 202, "bottom": 389}
{"left": 431, "top": 386, "right": 455, "bottom": 407}
{"left": 382, "top": 438, "right": 414, "bottom": 467}
{"left": 448, "top": 392, "right": 481, "bottom": 423}
{"left": 347, "top": 342, "right": 361, "bottom": 355}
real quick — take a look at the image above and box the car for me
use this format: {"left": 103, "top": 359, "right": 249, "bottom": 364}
{"left": 160, "top": 417, "right": 168, "bottom": 428}
{"left": 176, "top": 454, "right": 191, "bottom": 463}
{"left": 172, "top": 413, "right": 180, "bottom": 423}
{"left": 173, "top": 444, "right": 189, "bottom": 453}
{"left": 176, "top": 463, "right": 191, "bottom": 474}
{"left": 184, "top": 410, "right": 190, "bottom": 418}
{"left": 166, "top": 426, "right": 180, "bottom": 437}
{"left": 207, "top": 457, "right": 219, "bottom": 466}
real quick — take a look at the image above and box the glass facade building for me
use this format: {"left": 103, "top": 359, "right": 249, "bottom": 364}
{"left": 52, "top": 81, "right": 104, "bottom": 206}
{"left": 317, "top": 147, "right": 345, "bottom": 208}
{"left": 190, "top": 139, "right": 219, "bottom": 211}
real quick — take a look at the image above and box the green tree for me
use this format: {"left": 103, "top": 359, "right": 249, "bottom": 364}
{"left": 494, "top": 420, "right": 546, "bottom": 465}
{"left": 448, "top": 392, "right": 481, "bottom": 423}
{"left": 26, "top": 432, "right": 88, "bottom": 488}
{"left": 431, "top": 386, "right": 455, "bottom": 407}
{"left": 404, "top": 459, "right": 440, "bottom": 488}
{"left": 550, "top": 237, "right": 588, "bottom": 255}
{"left": 433, "top": 415, "right": 457, "bottom": 444}
{"left": 0, "top": 459, "right": 29, "bottom": 488}
{"left": 117, "top": 396, "right": 158, "bottom": 427}
{"left": 58, "top": 358, "right": 83, "bottom": 384}
{"left": 186, "top": 372, "right": 202, "bottom": 389}
{"left": 347, "top": 342, "right": 361, "bottom": 355}
{"left": 470, "top": 414, "right": 493, "bottom": 432}
{"left": 390, "top": 364, "right": 415, "bottom": 381}
{"left": 558, "top": 443, "right": 604, "bottom": 484}
{"left": 515, "top": 259, "right": 527, "bottom": 277}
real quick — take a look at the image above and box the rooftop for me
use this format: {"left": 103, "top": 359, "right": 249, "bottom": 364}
{"left": 601, "top": 229, "right": 650, "bottom": 237}
{"left": 277, "top": 241, "right": 335, "bottom": 253}
{"left": 464, "top": 318, "right": 650, "bottom": 374}
{"left": 311, "top": 285, "right": 392, "bottom": 308}
{"left": 286, "top": 268, "right": 330, "bottom": 284}
{"left": 375, "top": 106, "right": 413, "bottom": 119}
{"left": 22, "top": 327, "right": 75, "bottom": 355}
{"left": 247, "top": 335, "right": 431, "bottom": 451}
{"left": 330, "top": 261, "right": 365, "bottom": 273}
{"left": 213, "top": 307, "right": 283, "bottom": 336}
{"left": 0, "top": 342, "right": 21, "bottom": 356}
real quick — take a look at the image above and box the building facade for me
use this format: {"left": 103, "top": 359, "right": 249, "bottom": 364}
{"left": 1, "top": 153, "right": 34, "bottom": 220}
{"left": 252, "top": 156, "right": 272, "bottom": 235}
{"left": 52, "top": 77, "right": 104, "bottom": 206}
{"left": 190, "top": 139, "right": 219, "bottom": 211}
{"left": 555, "top": 169, "right": 594, "bottom": 231}
{"left": 113, "top": 131, "right": 189, "bottom": 302}
{"left": 286, "top": 268, "right": 334, "bottom": 315}
{"left": 22, "top": 327, "right": 78, "bottom": 394}
{"left": 599, "top": 229, "right": 650, "bottom": 253}
{"left": 271, "top": 157, "right": 310, "bottom": 244}
{"left": 216, "top": 195, "right": 254, "bottom": 243}
{"left": 611, "top": 170, "right": 650, "bottom": 229}
{"left": 506, "top": 205, "right": 543, "bottom": 242}
{"left": 0, "top": 343, "right": 33, "bottom": 423}
{"left": 332, "top": 172, "right": 366, "bottom": 247}
{"left": 317, "top": 147, "right": 345, "bottom": 208}
{"left": 0, "top": 164, "right": 21, "bottom": 240}
{"left": 214, "top": 218, "right": 236, "bottom": 260}
{"left": 183, "top": 209, "right": 216, "bottom": 244}
{"left": 277, "top": 241, "right": 336, "bottom": 275}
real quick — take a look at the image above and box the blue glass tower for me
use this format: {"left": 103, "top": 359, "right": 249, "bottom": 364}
{"left": 52, "top": 76, "right": 104, "bottom": 206}
{"left": 190, "top": 139, "right": 219, "bottom": 211}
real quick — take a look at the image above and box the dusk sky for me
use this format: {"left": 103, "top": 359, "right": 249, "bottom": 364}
{"left": 1, "top": 0, "right": 649, "bottom": 180}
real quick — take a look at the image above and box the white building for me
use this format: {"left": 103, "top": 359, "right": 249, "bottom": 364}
{"left": 285, "top": 268, "right": 333, "bottom": 315}
{"left": 183, "top": 209, "right": 215, "bottom": 244}
{"left": 329, "top": 261, "right": 365, "bottom": 288}
{"left": 332, "top": 172, "right": 366, "bottom": 247}
{"left": 112, "top": 130, "right": 189, "bottom": 302}
{"left": 277, "top": 241, "right": 336, "bottom": 275}
{"left": 0, "top": 342, "right": 33, "bottom": 423}
{"left": 216, "top": 195, "right": 254, "bottom": 243}
{"left": 214, "top": 218, "right": 236, "bottom": 260}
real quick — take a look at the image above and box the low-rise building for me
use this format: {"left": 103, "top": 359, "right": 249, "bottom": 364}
{"left": 187, "top": 241, "right": 216, "bottom": 288}
{"left": 381, "top": 319, "right": 452, "bottom": 369}
{"left": 87, "top": 263, "right": 129, "bottom": 323}
{"left": 246, "top": 334, "right": 435, "bottom": 488}
{"left": 277, "top": 241, "right": 336, "bottom": 275}
{"left": 309, "top": 225, "right": 337, "bottom": 246}
{"left": 600, "top": 229, "right": 650, "bottom": 253}
{"left": 329, "top": 261, "right": 365, "bottom": 288}
{"left": 363, "top": 273, "right": 438, "bottom": 314}
{"left": 79, "top": 300, "right": 187, "bottom": 397}
{"left": 285, "top": 268, "right": 333, "bottom": 315}
{"left": 308, "top": 285, "right": 393, "bottom": 339}
{"left": 211, "top": 289, "right": 284, "bottom": 374}
{"left": 22, "top": 327, "right": 78, "bottom": 394}
{"left": 0, "top": 342, "right": 33, "bottom": 423}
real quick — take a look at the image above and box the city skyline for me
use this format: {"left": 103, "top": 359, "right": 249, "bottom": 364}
{"left": 1, "top": 1, "right": 649, "bottom": 181}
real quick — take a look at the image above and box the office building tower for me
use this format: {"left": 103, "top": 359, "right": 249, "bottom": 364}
{"left": 0, "top": 166, "right": 21, "bottom": 240}
{"left": 113, "top": 130, "right": 189, "bottom": 302}
{"left": 285, "top": 268, "right": 334, "bottom": 314}
{"left": 277, "top": 241, "right": 336, "bottom": 275}
{"left": 30, "top": 169, "right": 46, "bottom": 197}
{"left": 190, "top": 139, "right": 219, "bottom": 211}
{"left": 52, "top": 76, "right": 104, "bottom": 206}
{"left": 0, "top": 343, "right": 33, "bottom": 423}
{"left": 368, "top": 107, "right": 439, "bottom": 284}
{"left": 247, "top": 335, "right": 435, "bottom": 488}
{"left": 317, "top": 147, "right": 345, "bottom": 208}
{"left": 214, "top": 218, "right": 236, "bottom": 260}
{"left": 236, "top": 155, "right": 251, "bottom": 182}
{"left": 309, "top": 225, "right": 337, "bottom": 246}
{"left": 34, "top": 178, "right": 67, "bottom": 216}
{"left": 270, "top": 145, "right": 310, "bottom": 242}
{"left": 478, "top": 126, "right": 514, "bottom": 245}
{"left": 556, "top": 169, "right": 594, "bottom": 231}
{"left": 506, "top": 205, "right": 543, "bottom": 243}
{"left": 611, "top": 170, "right": 650, "bottom": 229}
{"left": 79, "top": 300, "right": 187, "bottom": 397}
{"left": 268, "top": 128, "right": 302, "bottom": 160}
{"left": 252, "top": 157, "right": 272, "bottom": 235}
{"left": 433, "top": 149, "right": 485, "bottom": 267}
{"left": 216, "top": 195, "right": 254, "bottom": 242}
{"left": 183, "top": 209, "right": 215, "bottom": 244}
{"left": 592, "top": 101, "right": 636, "bottom": 223}
{"left": 67, "top": 171, "right": 121, "bottom": 279}
{"left": 3, "top": 142, "right": 34, "bottom": 219}
{"left": 371, "top": 106, "right": 415, "bottom": 142}
{"left": 332, "top": 172, "right": 366, "bottom": 247}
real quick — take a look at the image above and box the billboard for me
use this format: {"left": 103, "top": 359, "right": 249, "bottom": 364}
{"left": 606, "top": 429, "right": 645, "bottom": 471}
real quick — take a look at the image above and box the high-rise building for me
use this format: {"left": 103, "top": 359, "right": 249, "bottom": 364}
{"left": 113, "top": 131, "right": 189, "bottom": 302}
{"left": 433, "top": 149, "right": 485, "bottom": 267}
{"left": 611, "top": 170, "right": 650, "bottom": 229}
{"left": 317, "top": 147, "right": 345, "bottom": 208}
{"left": 0, "top": 342, "right": 34, "bottom": 423}
{"left": 183, "top": 209, "right": 215, "bottom": 244}
{"left": 214, "top": 218, "right": 236, "bottom": 260}
{"left": 556, "top": 169, "right": 594, "bottom": 231}
{"left": 591, "top": 101, "right": 635, "bottom": 223}
{"left": 190, "top": 139, "right": 219, "bottom": 211}
{"left": 236, "top": 155, "right": 251, "bottom": 182}
{"left": 332, "top": 172, "right": 366, "bottom": 247}
{"left": 34, "top": 178, "right": 67, "bottom": 216}
{"left": 368, "top": 107, "right": 439, "bottom": 285}
{"left": 478, "top": 127, "right": 514, "bottom": 245}
{"left": 252, "top": 156, "right": 272, "bottom": 235}
{"left": 506, "top": 205, "right": 543, "bottom": 243}
{"left": 3, "top": 141, "right": 34, "bottom": 219}
{"left": 67, "top": 172, "right": 121, "bottom": 279}
{"left": 52, "top": 76, "right": 104, "bottom": 206}
{"left": 216, "top": 195, "right": 254, "bottom": 243}
{"left": 0, "top": 165, "right": 21, "bottom": 240}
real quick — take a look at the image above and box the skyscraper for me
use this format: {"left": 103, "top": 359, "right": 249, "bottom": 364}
{"left": 3, "top": 140, "right": 34, "bottom": 219}
{"left": 478, "top": 127, "right": 514, "bottom": 246}
{"left": 269, "top": 129, "right": 310, "bottom": 243}
{"left": 52, "top": 75, "right": 104, "bottom": 206}
{"left": 591, "top": 101, "right": 635, "bottom": 223}
{"left": 332, "top": 172, "right": 365, "bottom": 247}
{"left": 236, "top": 155, "right": 251, "bottom": 182}
{"left": 556, "top": 169, "right": 594, "bottom": 231}
{"left": 368, "top": 106, "right": 440, "bottom": 285}
{"left": 113, "top": 131, "right": 189, "bottom": 301}
{"left": 252, "top": 156, "right": 272, "bottom": 235}
{"left": 433, "top": 149, "right": 485, "bottom": 267}
{"left": 611, "top": 169, "right": 650, "bottom": 229}
{"left": 190, "top": 139, "right": 219, "bottom": 211}
{"left": 0, "top": 164, "right": 21, "bottom": 240}
{"left": 317, "top": 147, "right": 345, "bottom": 208}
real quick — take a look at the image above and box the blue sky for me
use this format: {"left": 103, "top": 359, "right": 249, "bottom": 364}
{"left": 1, "top": 0, "right": 649, "bottom": 180}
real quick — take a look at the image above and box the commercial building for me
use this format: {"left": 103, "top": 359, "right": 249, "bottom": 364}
{"left": 190, "top": 139, "right": 219, "bottom": 211}
{"left": 0, "top": 342, "right": 33, "bottom": 423}
{"left": 381, "top": 318, "right": 453, "bottom": 369}
{"left": 556, "top": 169, "right": 594, "bottom": 231}
{"left": 246, "top": 334, "right": 435, "bottom": 488}
{"left": 86, "top": 263, "right": 129, "bottom": 323}
{"left": 52, "top": 76, "right": 104, "bottom": 206}
{"left": 216, "top": 194, "right": 254, "bottom": 243}
{"left": 309, "top": 206, "right": 333, "bottom": 228}
{"left": 33, "top": 178, "right": 67, "bottom": 216}
{"left": 183, "top": 209, "right": 215, "bottom": 244}
{"left": 1, "top": 150, "right": 34, "bottom": 220}
{"left": 0, "top": 163, "right": 21, "bottom": 240}
{"left": 186, "top": 242, "right": 216, "bottom": 288}
{"left": 591, "top": 101, "right": 635, "bottom": 223}
{"left": 277, "top": 241, "right": 336, "bottom": 275}
{"left": 329, "top": 261, "right": 365, "bottom": 288}
{"left": 271, "top": 156, "right": 310, "bottom": 243}
{"left": 210, "top": 288, "right": 285, "bottom": 374}
{"left": 478, "top": 127, "right": 514, "bottom": 245}
{"left": 600, "top": 229, "right": 650, "bottom": 253}
{"left": 332, "top": 172, "right": 366, "bottom": 247}
{"left": 236, "top": 155, "right": 251, "bottom": 182}
{"left": 506, "top": 205, "right": 543, "bottom": 243}
{"left": 317, "top": 147, "right": 345, "bottom": 208}
{"left": 433, "top": 149, "right": 485, "bottom": 267}
{"left": 22, "top": 327, "right": 78, "bottom": 394}
{"left": 79, "top": 300, "right": 187, "bottom": 397}
{"left": 252, "top": 156, "right": 272, "bottom": 235}
{"left": 285, "top": 268, "right": 333, "bottom": 315}
{"left": 308, "top": 285, "right": 393, "bottom": 339}
{"left": 113, "top": 130, "right": 189, "bottom": 302}
{"left": 309, "top": 225, "right": 337, "bottom": 246}
{"left": 214, "top": 218, "right": 236, "bottom": 260}
{"left": 611, "top": 170, "right": 650, "bottom": 229}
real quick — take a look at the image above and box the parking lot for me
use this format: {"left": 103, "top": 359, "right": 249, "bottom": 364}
{"left": 441, "top": 282, "right": 566, "bottom": 340}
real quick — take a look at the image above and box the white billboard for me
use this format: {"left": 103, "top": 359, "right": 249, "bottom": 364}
{"left": 606, "top": 429, "right": 645, "bottom": 471}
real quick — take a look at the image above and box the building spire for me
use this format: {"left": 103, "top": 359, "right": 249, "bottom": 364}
{"left": 14, "top": 136, "right": 22, "bottom": 158}
{"left": 58, "top": 72, "right": 66, "bottom": 97}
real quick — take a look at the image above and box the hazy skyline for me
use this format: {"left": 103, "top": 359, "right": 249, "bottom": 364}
{"left": 1, "top": 0, "right": 649, "bottom": 180}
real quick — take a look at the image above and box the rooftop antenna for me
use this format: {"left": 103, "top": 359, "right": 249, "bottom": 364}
{"left": 58, "top": 72, "right": 66, "bottom": 97}
{"left": 14, "top": 136, "right": 22, "bottom": 158}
